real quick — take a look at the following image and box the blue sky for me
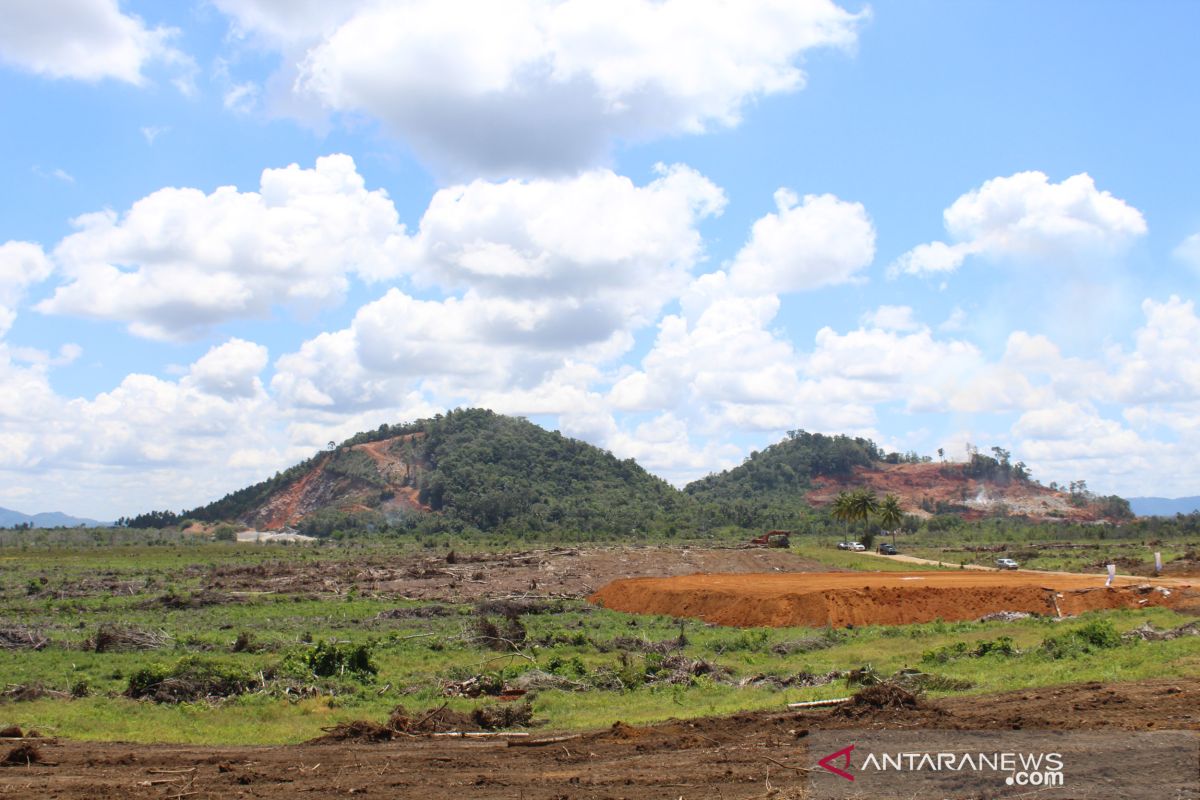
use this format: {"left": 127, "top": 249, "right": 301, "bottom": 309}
{"left": 2, "top": 0, "right": 1199, "bottom": 519}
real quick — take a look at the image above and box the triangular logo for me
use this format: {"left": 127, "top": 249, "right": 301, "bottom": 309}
{"left": 818, "top": 743, "right": 856, "bottom": 781}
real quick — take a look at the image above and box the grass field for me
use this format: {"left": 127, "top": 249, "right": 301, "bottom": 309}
{"left": 1, "top": 537, "right": 1197, "bottom": 745}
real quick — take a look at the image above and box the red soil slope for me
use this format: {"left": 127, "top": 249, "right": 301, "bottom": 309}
{"left": 590, "top": 571, "right": 1195, "bottom": 627}
{"left": 246, "top": 434, "right": 429, "bottom": 530}
{"left": 806, "top": 462, "right": 1121, "bottom": 522}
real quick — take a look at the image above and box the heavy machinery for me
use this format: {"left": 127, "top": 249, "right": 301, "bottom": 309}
{"left": 750, "top": 530, "right": 791, "bottom": 548}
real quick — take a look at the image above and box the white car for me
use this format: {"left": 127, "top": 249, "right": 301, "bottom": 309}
{"left": 850, "top": 542, "right": 866, "bottom": 551}
{"left": 996, "top": 557, "right": 1019, "bottom": 570}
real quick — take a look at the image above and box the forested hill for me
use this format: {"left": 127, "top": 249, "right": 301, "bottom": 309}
{"left": 182, "top": 408, "right": 684, "bottom": 536}
{"left": 127, "top": 417, "right": 1129, "bottom": 535}
{"left": 683, "top": 431, "right": 884, "bottom": 528}
{"left": 686, "top": 431, "right": 1131, "bottom": 526}
{"left": 685, "top": 431, "right": 883, "bottom": 502}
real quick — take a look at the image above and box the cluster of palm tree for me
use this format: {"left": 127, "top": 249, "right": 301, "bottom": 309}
{"left": 830, "top": 489, "right": 905, "bottom": 545}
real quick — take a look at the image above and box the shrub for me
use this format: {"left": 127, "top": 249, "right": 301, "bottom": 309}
{"left": 126, "top": 657, "right": 257, "bottom": 703}
{"left": 1040, "top": 619, "right": 1122, "bottom": 659}
{"left": 212, "top": 524, "right": 238, "bottom": 542}
{"left": 921, "top": 636, "right": 1016, "bottom": 664}
{"left": 295, "top": 641, "right": 378, "bottom": 678}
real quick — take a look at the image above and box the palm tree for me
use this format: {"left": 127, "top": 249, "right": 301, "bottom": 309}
{"left": 848, "top": 489, "right": 879, "bottom": 527}
{"left": 830, "top": 491, "right": 854, "bottom": 545}
{"left": 878, "top": 494, "right": 903, "bottom": 546}
{"left": 850, "top": 489, "right": 879, "bottom": 548}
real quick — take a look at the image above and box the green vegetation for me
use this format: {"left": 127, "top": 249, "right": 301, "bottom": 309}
{"left": 0, "top": 541, "right": 1195, "bottom": 745}
{"left": 684, "top": 430, "right": 885, "bottom": 530}
{"left": 80, "top": 410, "right": 1149, "bottom": 545}
{"left": 184, "top": 408, "right": 685, "bottom": 538}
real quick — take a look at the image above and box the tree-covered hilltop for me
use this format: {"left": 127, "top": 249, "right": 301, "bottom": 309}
{"left": 683, "top": 430, "right": 885, "bottom": 529}
{"left": 407, "top": 408, "right": 684, "bottom": 534}
{"left": 183, "top": 408, "right": 685, "bottom": 537}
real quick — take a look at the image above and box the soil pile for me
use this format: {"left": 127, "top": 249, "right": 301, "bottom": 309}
{"left": 2, "top": 743, "right": 41, "bottom": 766}
{"left": 311, "top": 702, "right": 532, "bottom": 743}
{"left": 590, "top": 571, "right": 1194, "bottom": 627}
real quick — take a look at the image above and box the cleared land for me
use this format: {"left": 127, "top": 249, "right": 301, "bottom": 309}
{"left": 2, "top": 539, "right": 1199, "bottom": 798}
{"left": 591, "top": 571, "right": 1197, "bottom": 627}
{"left": 3, "top": 678, "right": 1196, "bottom": 799}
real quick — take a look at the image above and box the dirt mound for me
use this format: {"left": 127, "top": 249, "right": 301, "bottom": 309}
{"left": 2, "top": 743, "right": 41, "bottom": 766}
{"left": 840, "top": 683, "right": 925, "bottom": 713}
{"left": 310, "top": 702, "right": 530, "bottom": 743}
{"left": 590, "top": 571, "right": 1195, "bottom": 627}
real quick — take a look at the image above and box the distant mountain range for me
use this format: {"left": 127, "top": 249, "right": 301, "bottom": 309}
{"left": 1127, "top": 497, "right": 1200, "bottom": 517}
{"left": 0, "top": 507, "right": 107, "bottom": 528}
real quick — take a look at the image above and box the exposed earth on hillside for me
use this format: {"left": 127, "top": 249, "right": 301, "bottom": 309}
{"left": 591, "top": 571, "right": 1200, "bottom": 628}
{"left": 806, "top": 462, "right": 1122, "bottom": 522}
{"left": 248, "top": 434, "right": 429, "bottom": 530}
{"left": 6, "top": 678, "right": 1196, "bottom": 799}
{"left": 197, "top": 546, "right": 832, "bottom": 602}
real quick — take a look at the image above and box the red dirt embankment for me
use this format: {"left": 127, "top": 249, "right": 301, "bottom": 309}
{"left": 589, "top": 571, "right": 1195, "bottom": 627}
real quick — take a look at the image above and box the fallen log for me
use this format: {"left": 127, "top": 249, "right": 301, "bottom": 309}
{"left": 786, "top": 697, "right": 851, "bottom": 709}
{"left": 507, "top": 733, "right": 582, "bottom": 747}
{"left": 429, "top": 731, "right": 530, "bottom": 738}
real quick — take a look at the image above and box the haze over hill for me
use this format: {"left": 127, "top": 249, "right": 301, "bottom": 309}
{"left": 113, "top": 410, "right": 1134, "bottom": 536}
{"left": 0, "top": 507, "right": 106, "bottom": 528}
{"left": 1127, "top": 497, "right": 1200, "bottom": 517}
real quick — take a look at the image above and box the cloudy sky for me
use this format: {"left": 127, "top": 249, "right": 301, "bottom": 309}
{"left": 2, "top": 0, "right": 1199, "bottom": 519}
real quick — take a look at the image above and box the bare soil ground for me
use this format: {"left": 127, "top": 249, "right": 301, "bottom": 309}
{"left": 4, "top": 679, "right": 1195, "bottom": 799}
{"left": 202, "top": 546, "right": 832, "bottom": 602}
{"left": 591, "top": 571, "right": 1199, "bottom": 627}
{"left": 806, "top": 462, "right": 1116, "bottom": 522}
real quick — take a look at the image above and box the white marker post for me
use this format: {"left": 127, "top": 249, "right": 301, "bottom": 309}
{"left": 1105, "top": 564, "right": 1116, "bottom": 587}
{"left": 1154, "top": 552, "right": 1163, "bottom": 575}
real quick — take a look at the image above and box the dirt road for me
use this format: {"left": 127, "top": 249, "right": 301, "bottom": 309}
{"left": 4, "top": 679, "right": 1195, "bottom": 799}
{"left": 859, "top": 549, "right": 994, "bottom": 569}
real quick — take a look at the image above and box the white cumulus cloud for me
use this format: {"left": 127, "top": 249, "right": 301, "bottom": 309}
{"left": 0, "top": 0, "right": 190, "bottom": 86}
{"left": 0, "top": 241, "right": 54, "bottom": 337}
{"left": 728, "top": 190, "right": 875, "bottom": 294}
{"left": 215, "top": 0, "right": 866, "bottom": 175}
{"left": 891, "top": 171, "right": 1147, "bottom": 277}
{"left": 37, "top": 154, "right": 411, "bottom": 340}
{"left": 187, "top": 339, "right": 269, "bottom": 399}
{"left": 272, "top": 163, "right": 725, "bottom": 411}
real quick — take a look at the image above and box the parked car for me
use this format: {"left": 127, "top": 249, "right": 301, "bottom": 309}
{"left": 849, "top": 542, "right": 866, "bottom": 551}
{"left": 837, "top": 541, "right": 852, "bottom": 550}
{"left": 996, "top": 557, "right": 1019, "bottom": 570}
{"left": 878, "top": 543, "right": 898, "bottom": 555}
